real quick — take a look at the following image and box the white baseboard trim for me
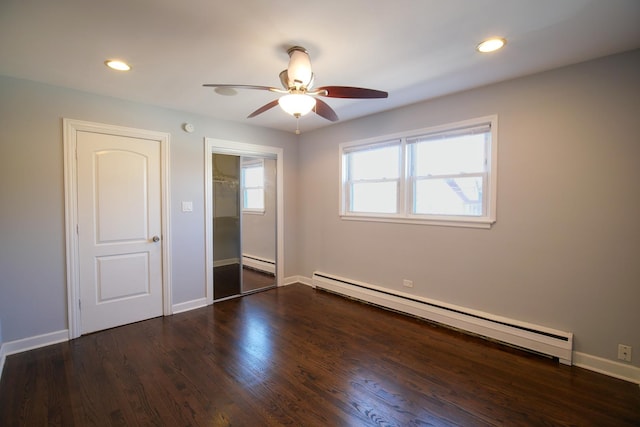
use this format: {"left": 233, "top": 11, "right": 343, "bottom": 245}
{"left": 172, "top": 297, "right": 209, "bottom": 314}
{"left": 283, "top": 275, "right": 313, "bottom": 287}
{"left": 0, "top": 329, "right": 69, "bottom": 381}
{"left": 282, "top": 275, "right": 300, "bottom": 286}
{"left": 1, "top": 329, "right": 69, "bottom": 356}
{"left": 297, "top": 276, "right": 314, "bottom": 287}
{"left": 573, "top": 352, "right": 640, "bottom": 385}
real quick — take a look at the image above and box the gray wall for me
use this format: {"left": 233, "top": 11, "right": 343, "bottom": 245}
{"left": 0, "top": 76, "right": 298, "bottom": 342}
{"left": 297, "top": 49, "right": 640, "bottom": 366}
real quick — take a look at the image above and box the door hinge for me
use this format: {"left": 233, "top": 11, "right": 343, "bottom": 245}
{"left": 79, "top": 299, "right": 81, "bottom": 310}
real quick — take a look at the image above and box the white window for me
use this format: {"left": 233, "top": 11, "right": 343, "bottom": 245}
{"left": 241, "top": 159, "right": 265, "bottom": 213}
{"left": 343, "top": 141, "right": 402, "bottom": 215}
{"left": 340, "top": 116, "right": 497, "bottom": 228}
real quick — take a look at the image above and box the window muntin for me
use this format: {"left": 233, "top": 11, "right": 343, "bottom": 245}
{"left": 241, "top": 160, "right": 265, "bottom": 213}
{"left": 340, "top": 117, "right": 497, "bottom": 228}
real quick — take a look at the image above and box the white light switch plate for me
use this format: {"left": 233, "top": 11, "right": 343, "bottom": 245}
{"left": 181, "top": 201, "right": 193, "bottom": 212}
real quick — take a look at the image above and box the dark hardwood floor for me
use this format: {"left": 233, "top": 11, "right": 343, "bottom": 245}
{"left": 1, "top": 284, "right": 638, "bottom": 426}
{"left": 213, "top": 263, "right": 241, "bottom": 300}
{"left": 213, "top": 264, "right": 275, "bottom": 300}
{"left": 242, "top": 266, "right": 275, "bottom": 292}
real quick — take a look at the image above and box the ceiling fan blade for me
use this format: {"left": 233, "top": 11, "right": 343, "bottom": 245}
{"left": 315, "top": 86, "right": 388, "bottom": 99}
{"left": 313, "top": 98, "right": 339, "bottom": 122}
{"left": 203, "top": 84, "right": 285, "bottom": 93}
{"left": 247, "top": 99, "right": 280, "bottom": 118}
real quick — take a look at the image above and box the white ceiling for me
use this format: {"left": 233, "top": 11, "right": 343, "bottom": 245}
{"left": 1, "top": 0, "right": 639, "bottom": 133}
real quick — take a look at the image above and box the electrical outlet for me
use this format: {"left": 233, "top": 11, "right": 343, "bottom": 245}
{"left": 618, "top": 344, "right": 632, "bottom": 362}
{"left": 402, "top": 279, "right": 413, "bottom": 288}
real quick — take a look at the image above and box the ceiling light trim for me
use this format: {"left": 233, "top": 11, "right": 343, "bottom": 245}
{"left": 104, "top": 59, "right": 131, "bottom": 71}
{"left": 476, "top": 38, "right": 507, "bottom": 53}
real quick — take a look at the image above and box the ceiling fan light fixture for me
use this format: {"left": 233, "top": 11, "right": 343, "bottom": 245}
{"left": 203, "top": 45, "right": 386, "bottom": 123}
{"left": 476, "top": 37, "right": 506, "bottom": 53}
{"left": 287, "top": 46, "right": 313, "bottom": 88}
{"left": 278, "top": 94, "right": 316, "bottom": 117}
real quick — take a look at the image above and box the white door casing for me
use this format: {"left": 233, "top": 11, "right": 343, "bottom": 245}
{"left": 64, "top": 119, "right": 171, "bottom": 338}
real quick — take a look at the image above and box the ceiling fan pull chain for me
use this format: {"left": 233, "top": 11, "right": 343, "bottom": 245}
{"left": 295, "top": 117, "right": 301, "bottom": 135}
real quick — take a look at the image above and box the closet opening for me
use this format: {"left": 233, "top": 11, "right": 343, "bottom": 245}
{"left": 204, "top": 139, "right": 283, "bottom": 304}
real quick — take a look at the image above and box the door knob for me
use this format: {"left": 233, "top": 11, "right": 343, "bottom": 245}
{"left": 152, "top": 235, "right": 160, "bottom": 242}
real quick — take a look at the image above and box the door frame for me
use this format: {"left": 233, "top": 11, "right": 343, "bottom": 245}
{"left": 204, "top": 138, "right": 284, "bottom": 305}
{"left": 63, "top": 118, "right": 172, "bottom": 339}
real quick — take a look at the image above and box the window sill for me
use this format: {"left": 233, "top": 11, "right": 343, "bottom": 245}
{"left": 242, "top": 209, "right": 265, "bottom": 215}
{"left": 340, "top": 214, "right": 495, "bottom": 229}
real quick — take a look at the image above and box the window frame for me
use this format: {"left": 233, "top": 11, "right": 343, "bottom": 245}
{"left": 343, "top": 139, "right": 404, "bottom": 217}
{"left": 241, "top": 158, "right": 265, "bottom": 214}
{"left": 339, "top": 115, "right": 498, "bottom": 229}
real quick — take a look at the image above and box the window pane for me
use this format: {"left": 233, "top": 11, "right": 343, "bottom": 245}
{"left": 350, "top": 145, "right": 400, "bottom": 180}
{"left": 351, "top": 181, "right": 397, "bottom": 213}
{"left": 244, "top": 188, "right": 264, "bottom": 210}
{"left": 414, "top": 177, "right": 483, "bottom": 216}
{"left": 414, "top": 134, "right": 486, "bottom": 176}
{"left": 243, "top": 166, "right": 264, "bottom": 187}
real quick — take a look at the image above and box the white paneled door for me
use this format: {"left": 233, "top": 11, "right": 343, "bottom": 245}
{"left": 76, "top": 130, "right": 163, "bottom": 334}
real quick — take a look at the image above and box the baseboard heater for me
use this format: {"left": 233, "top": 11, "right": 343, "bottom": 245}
{"left": 242, "top": 254, "right": 276, "bottom": 275}
{"left": 312, "top": 272, "right": 573, "bottom": 365}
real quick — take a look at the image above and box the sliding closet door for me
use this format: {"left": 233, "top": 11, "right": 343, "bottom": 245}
{"left": 212, "top": 154, "right": 241, "bottom": 300}
{"left": 205, "top": 138, "right": 284, "bottom": 301}
{"left": 240, "top": 157, "right": 277, "bottom": 293}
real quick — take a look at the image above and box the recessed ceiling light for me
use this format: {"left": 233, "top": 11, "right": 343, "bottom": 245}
{"left": 476, "top": 38, "right": 507, "bottom": 53}
{"left": 104, "top": 60, "right": 131, "bottom": 71}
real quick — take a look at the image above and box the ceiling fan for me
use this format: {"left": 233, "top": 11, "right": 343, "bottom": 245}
{"left": 203, "top": 46, "right": 388, "bottom": 132}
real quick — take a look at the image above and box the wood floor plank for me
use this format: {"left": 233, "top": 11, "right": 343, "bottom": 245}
{"left": 1, "top": 284, "right": 639, "bottom": 426}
